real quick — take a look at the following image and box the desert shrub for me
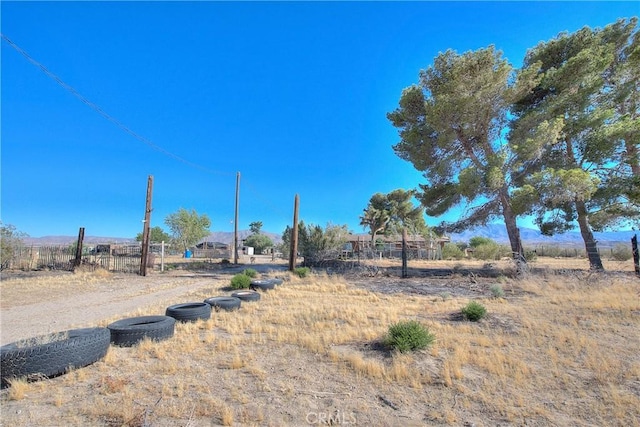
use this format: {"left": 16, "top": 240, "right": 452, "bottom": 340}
{"left": 230, "top": 273, "right": 251, "bottom": 289}
{"left": 243, "top": 268, "right": 258, "bottom": 278}
{"left": 524, "top": 249, "right": 538, "bottom": 262}
{"left": 469, "top": 236, "right": 496, "bottom": 248}
{"left": 293, "top": 267, "right": 310, "bottom": 278}
{"left": 439, "top": 292, "right": 451, "bottom": 301}
{"left": 385, "top": 320, "right": 435, "bottom": 353}
{"left": 490, "top": 284, "right": 505, "bottom": 298}
{"left": 473, "top": 242, "right": 510, "bottom": 260}
{"left": 461, "top": 301, "right": 487, "bottom": 322}
{"left": 610, "top": 244, "right": 632, "bottom": 261}
{"left": 442, "top": 243, "right": 464, "bottom": 260}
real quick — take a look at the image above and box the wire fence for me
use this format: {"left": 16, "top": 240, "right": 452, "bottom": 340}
{"left": 4, "top": 243, "right": 233, "bottom": 274}
{"left": 7, "top": 245, "right": 148, "bottom": 273}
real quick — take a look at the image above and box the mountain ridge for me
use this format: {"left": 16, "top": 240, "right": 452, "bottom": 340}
{"left": 21, "top": 226, "right": 637, "bottom": 248}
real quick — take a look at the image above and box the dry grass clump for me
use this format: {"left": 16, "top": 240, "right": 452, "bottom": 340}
{"left": 1, "top": 265, "right": 638, "bottom": 426}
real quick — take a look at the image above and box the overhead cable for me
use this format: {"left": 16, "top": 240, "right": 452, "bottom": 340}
{"left": 1, "top": 33, "right": 233, "bottom": 177}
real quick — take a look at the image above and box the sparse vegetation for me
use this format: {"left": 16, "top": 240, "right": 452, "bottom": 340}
{"left": 441, "top": 242, "right": 464, "bottom": 260}
{"left": 490, "top": 284, "right": 505, "bottom": 298}
{"left": 229, "top": 273, "right": 251, "bottom": 289}
{"left": 610, "top": 243, "right": 632, "bottom": 261}
{"left": 385, "top": 320, "right": 435, "bottom": 353}
{"left": 1, "top": 258, "right": 638, "bottom": 426}
{"left": 242, "top": 268, "right": 258, "bottom": 278}
{"left": 472, "top": 242, "right": 511, "bottom": 260}
{"left": 293, "top": 266, "right": 310, "bottom": 278}
{"left": 461, "top": 300, "right": 487, "bottom": 321}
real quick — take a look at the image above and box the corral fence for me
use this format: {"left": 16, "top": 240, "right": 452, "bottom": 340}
{"left": 7, "top": 245, "right": 149, "bottom": 273}
{"left": 5, "top": 242, "right": 232, "bottom": 274}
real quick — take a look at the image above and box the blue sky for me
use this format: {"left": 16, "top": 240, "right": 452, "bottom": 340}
{"left": 2, "top": 1, "right": 638, "bottom": 238}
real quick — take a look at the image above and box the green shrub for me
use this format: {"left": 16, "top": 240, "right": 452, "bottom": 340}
{"left": 442, "top": 243, "right": 464, "bottom": 260}
{"left": 243, "top": 268, "right": 258, "bottom": 278}
{"left": 524, "top": 249, "right": 538, "bottom": 262}
{"left": 490, "top": 284, "right": 505, "bottom": 298}
{"left": 293, "top": 267, "right": 310, "bottom": 278}
{"left": 610, "top": 244, "right": 632, "bottom": 261}
{"left": 469, "top": 236, "right": 496, "bottom": 248}
{"left": 385, "top": 320, "right": 435, "bottom": 353}
{"left": 473, "top": 242, "right": 511, "bottom": 261}
{"left": 230, "top": 273, "right": 251, "bottom": 289}
{"left": 461, "top": 301, "right": 487, "bottom": 322}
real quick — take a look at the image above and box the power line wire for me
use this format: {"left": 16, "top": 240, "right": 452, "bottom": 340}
{"left": 1, "top": 33, "right": 233, "bottom": 177}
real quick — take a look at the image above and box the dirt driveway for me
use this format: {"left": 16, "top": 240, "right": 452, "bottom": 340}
{"left": 0, "top": 261, "right": 289, "bottom": 346}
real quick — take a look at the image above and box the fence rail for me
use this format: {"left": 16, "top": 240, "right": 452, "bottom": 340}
{"left": 7, "top": 245, "right": 148, "bottom": 273}
{"left": 4, "top": 243, "right": 231, "bottom": 274}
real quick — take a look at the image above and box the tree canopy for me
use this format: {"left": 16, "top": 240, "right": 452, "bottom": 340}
{"left": 388, "top": 46, "right": 532, "bottom": 266}
{"left": 511, "top": 17, "right": 639, "bottom": 270}
{"left": 361, "top": 189, "right": 426, "bottom": 277}
{"left": 0, "top": 222, "right": 28, "bottom": 270}
{"left": 135, "top": 226, "right": 171, "bottom": 243}
{"left": 389, "top": 18, "right": 639, "bottom": 272}
{"left": 164, "top": 208, "right": 211, "bottom": 253}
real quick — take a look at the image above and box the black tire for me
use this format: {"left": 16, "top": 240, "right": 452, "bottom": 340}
{"left": 250, "top": 279, "right": 277, "bottom": 291}
{"left": 231, "top": 290, "right": 261, "bottom": 302}
{"left": 165, "top": 302, "right": 212, "bottom": 322}
{"left": 204, "top": 296, "right": 242, "bottom": 312}
{"left": 1, "top": 327, "right": 110, "bottom": 387}
{"left": 267, "top": 278, "right": 284, "bottom": 286}
{"left": 108, "top": 315, "right": 176, "bottom": 347}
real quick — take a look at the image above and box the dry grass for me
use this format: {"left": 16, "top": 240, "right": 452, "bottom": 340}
{"left": 1, "top": 259, "right": 639, "bottom": 426}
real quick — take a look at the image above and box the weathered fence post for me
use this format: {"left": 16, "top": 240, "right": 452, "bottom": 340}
{"left": 73, "top": 227, "right": 85, "bottom": 270}
{"left": 161, "top": 240, "right": 165, "bottom": 272}
{"left": 632, "top": 234, "right": 639, "bottom": 278}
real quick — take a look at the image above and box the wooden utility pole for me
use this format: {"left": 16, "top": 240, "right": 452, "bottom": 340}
{"left": 73, "top": 227, "right": 85, "bottom": 270}
{"left": 289, "top": 194, "right": 299, "bottom": 271}
{"left": 233, "top": 172, "right": 240, "bottom": 264}
{"left": 139, "top": 175, "right": 153, "bottom": 276}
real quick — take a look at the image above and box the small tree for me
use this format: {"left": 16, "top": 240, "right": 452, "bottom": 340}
{"left": 244, "top": 233, "right": 273, "bottom": 255}
{"left": 295, "top": 222, "right": 350, "bottom": 265}
{"left": 249, "top": 221, "right": 263, "bottom": 235}
{"left": 135, "top": 226, "right": 171, "bottom": 243}
{"left": 164, "top": 208, "right": 211, "bottom": 254}
{"left": 0, "top": 223, "right": 28, "bottom": 270}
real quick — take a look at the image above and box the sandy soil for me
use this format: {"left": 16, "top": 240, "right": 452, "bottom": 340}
{"left": 0, "top": 256, "right": 637, "bottom": 427}
{"left": 0, "top": 258, "right": 288, "bottom": 346}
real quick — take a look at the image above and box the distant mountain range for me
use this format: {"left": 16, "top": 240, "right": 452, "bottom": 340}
{"left": 22, "top": 226, "right": 636, "bottom": 248}
{"left": 22, "top": 230, "right": 283, "bottom": 246}
{"left": 447, "top": 224, "right": 638, "bottom": 248}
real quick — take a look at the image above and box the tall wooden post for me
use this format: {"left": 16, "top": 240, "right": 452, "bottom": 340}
{"left": 632, "top": 234, "right": 639, "bottom": 278}
{"left": 139, "top": 175, "right": 153, "bottom": 276}
{"left": 234, "top": 172, "right": 240, "bottom": 264}
{"left": 73, "top": 227, "right": 85, "bottom": 270}
{"left": 289, "top": 194, "right": 299, "bottom": 271}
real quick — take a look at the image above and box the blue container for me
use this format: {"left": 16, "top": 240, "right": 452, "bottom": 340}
{"left": 185, "top": 250, "right": 192, "bottom": 258}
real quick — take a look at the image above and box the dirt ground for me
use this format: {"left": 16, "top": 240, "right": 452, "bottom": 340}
{"left": 0, "top": 256, "right": 289, "bottom": 346}
{"left": 1, "top": 255, "right": 610, "bottom": 346}
{"left": 0, "top": 255, "right": 638, "bottom": 426}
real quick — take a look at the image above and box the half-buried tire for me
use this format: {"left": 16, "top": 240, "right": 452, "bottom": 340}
{"left": 165, "top": 302, "right": 212, "bottom": 322}
{"left": 204, "top": 296, "right": 242, "bottom": 312}
{"left": 250, "top": 279, "right": 277, "bottom": 291}
{"left": 108, "top": 315, "right": 176, "bottom": 347}
{"left": 231, "top": 290, "right": 261, "bottom": 302}
{"left": 1, "top": 327, "right": 110, "bottom": 387}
